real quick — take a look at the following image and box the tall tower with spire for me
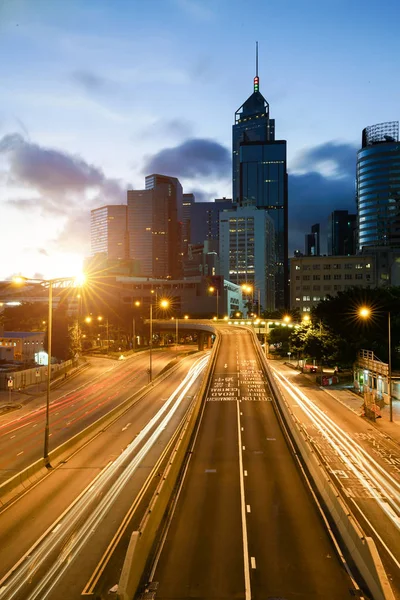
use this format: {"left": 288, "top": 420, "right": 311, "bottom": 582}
{"left": 231, "top": 43, "right": 288, "bottom": 309}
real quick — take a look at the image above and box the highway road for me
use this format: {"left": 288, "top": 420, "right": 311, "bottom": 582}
{"left": 150, "top": 327, "right": 361, "bottom": 600}
{"left": 0, "top": 351, "right": 209, "bottom": 600}
{"left": 0, "top": 347, "right": 188, "bottom": 483}
{"left": 270, "top": 361, "right": 400, "bottom": 598}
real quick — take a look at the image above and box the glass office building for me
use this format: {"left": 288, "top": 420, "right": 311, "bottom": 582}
{"left": 232, "top": 66, "right": 288, "bottom": 308}
{"left": 357, "top": 121, "right": 400, "bottom": 251}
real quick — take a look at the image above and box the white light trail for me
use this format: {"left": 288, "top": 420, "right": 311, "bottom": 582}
{"left": 271, "top": 368, "right": 400, "bottom": 533}
{"left": 0, "top": 354, "right": 209, "bottom": 600}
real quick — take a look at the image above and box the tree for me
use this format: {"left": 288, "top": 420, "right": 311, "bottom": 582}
{"left": 313, "top": 286, "right": 400, "bottom": 367}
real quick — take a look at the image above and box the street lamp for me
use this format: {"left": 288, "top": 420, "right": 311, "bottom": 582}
{"left": 208, "top": 286, "right": 219, "bottom": 320}
{"left": 12, "top": 273, "right": 85, "bottom": 464}
{"left": 241, "top": 284, "right": 254, "bottom": 316}
{"left": 132, "top": 300, "right": 141, "bottom": 351}
{"left": 359, "top": 306, "right": 393, "bottom": 422}
{"left": 149, "top": 298, "right": 169, "bottom": 383}
{"left": 282, "top": 314, "right": 291, "bottom": 324}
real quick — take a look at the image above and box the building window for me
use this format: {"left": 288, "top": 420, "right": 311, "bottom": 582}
{"left": 295, "top": 265, "right": 301, "bottom": 270}
{"left": 344, "top": 263, "right": 352, "bottom": 270}
{"left": 312, "top": 264, "right": 321, "bottom": 270}
{"left": 323, "top": 274, "right": 331, "bottom": 280}
{"left": 313, "top": 275, "right": 320, "bottom": 280}
{"left": 295, "top": 296, "right": 301, "bottom": 301}
{"left": 303, "top": 307, "right": 311, "bottom": 312}
{"left": 333, "top": 274, "right": 342, "bottom": 280}
{"left": 303, "top": 265, "right": 311, "bottom": 271}
{"left": 303, "top": 295, "right": 311, "bottom": 301}
{"left": 313, "top": 285, "right": 321, "bottom": 290}
{"left": 303, "top": 275, "right": 310, "bottom": 281}
{"left": 355, "top": 264, "right": 363, "bottom": 270}
{"left": 355, "top": 274, "right": 363, "bottom": 280}
{"left": 313, "top": 296, "right": 321, "bottom": 301}
{"left": 344, "top": 274, "right": 352, "bottom": 280}
{"left": 323, "top": 264, "right": 331, "bottom": 270}
{"left": 333, "top": 264, "right": 341, "bottom": 269}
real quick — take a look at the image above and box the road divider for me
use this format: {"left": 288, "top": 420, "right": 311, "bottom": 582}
{"left": 0, "top": 354, "right": 202, "bottom": 509}
{"left": 117, "top": 332, "right": 220, "bottom": 600}
{"left": 251, "top": 331, "right": 395, "bottom": 600}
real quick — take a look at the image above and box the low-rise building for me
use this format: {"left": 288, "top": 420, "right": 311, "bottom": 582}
{"left": 0, "top": 331, "right": 45, "bottom": 363}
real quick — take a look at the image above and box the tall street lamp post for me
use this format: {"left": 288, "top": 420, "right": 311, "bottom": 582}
{"left": 208, "top": 286, "right": 219, "bottom": 320}
{"left": 149, "top": 298, "right": 169, "bottom": 383}
{"left": 132, "top": 300, "right": 141, "bottom": 351}
{"left": 13, "top": 274, "right": 85, "bottom": 464}
{"left": 359, "top": 306, "right": 393, "bottom": 422}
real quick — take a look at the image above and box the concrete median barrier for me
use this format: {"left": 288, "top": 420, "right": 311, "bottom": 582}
{"left": 251, "top": 333, "right": 394, "bottom": 600}
{"left": 117, "top": 334, "right": 220, "bottom": 600}
{"left": 0, "top": 354, "right": 202, "bottom": 509}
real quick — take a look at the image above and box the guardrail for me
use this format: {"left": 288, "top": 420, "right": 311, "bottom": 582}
{"left": 0, "top": 355, "right": 196, "bottom": 508}
{"left": 250, "top": 331, "right": 394, "bottom": 600}
{"left": 117, "top": 332, "right": 220, "bottom": 600}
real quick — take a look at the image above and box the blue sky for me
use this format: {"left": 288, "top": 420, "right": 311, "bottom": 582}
{"left": 1, "top": 0, "right": 399, "bottom": 278}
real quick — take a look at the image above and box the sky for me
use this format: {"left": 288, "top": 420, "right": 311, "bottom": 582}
{"left": 1, "top": 0, "right": 399, "bottom": 280}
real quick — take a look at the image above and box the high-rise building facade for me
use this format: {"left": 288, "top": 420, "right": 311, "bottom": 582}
{"left": 232, "top": 46, "right": 288, "bottom": 308}
{"left": 127, "top": 174, "right": 183, "bottom": 279}
{"left": 90, "top": 205, "right": 129, "bottom": 260}
{"left": 219, "top": 206, "right": 275, "bottom": 311}
{"left": 357, "top": 121, "right": 400, "bottom": 251}
{"left": 182, "top": 193, "right": 194, "bottom": 254}
{"left": 190, "top": 198, "right": 233, "bottom": 246}
{"left": 305, "top": 223, "right": 320, "bottom": 256}
{"left": 327, "top": 210, "right": 356, "bottom": 256}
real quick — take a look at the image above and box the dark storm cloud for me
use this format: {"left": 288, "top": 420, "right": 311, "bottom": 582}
{"left": 143, "top": 138, "right": 230, "bottom": 180}
{"left": 0, "top": 133, "right": 125, "bottom": 214}
{"left": 293, "top": 141, "right": 357, "bottom": 178}
{"left": 71, "top": 70, "right": 114, "bottom": 94}
{"left": 289, "top": 141, "right": 358, "bottom": 253}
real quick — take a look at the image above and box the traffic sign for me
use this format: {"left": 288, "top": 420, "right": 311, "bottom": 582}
{"left": 7, "top": 377, "right": 13, "bottom": 389}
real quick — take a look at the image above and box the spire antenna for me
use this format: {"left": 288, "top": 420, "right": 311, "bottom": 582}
{"left": 254, "top": 42, "right": 259, "bottom": 92}
{"left": 256, "top": 41, "right": 258, "bottom": 77}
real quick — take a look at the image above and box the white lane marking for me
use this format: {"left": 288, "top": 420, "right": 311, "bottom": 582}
{"left": 17, "top": 451, "right": 23, "bottom": 456}
{"left": 241, "top": 427, "right": 244, "bottom": 431}
{"left": 240, "top": 412, "right": 243, "bottom": 415}
{"left": 205, "top": 469, "right": 217, "bottom": 473}
{"left": 236, "top": 401, "right": 251, "bottom": 600}
{"left": 10, "top": 435, "right": 15, "bottom": 439}
{"left": 244, "top": 470, "right": 248, "bottom": 476}
{"left": 224, "top": 364, "right": 228, "bottom": 368}
{"left": 32, "top": 424, "right": 37, "bottom": 428}
{"left": 0, "top": 586, "right": 6, "bottom": 595}
{"left": 121, "top": 422, "right": 131, "bottom": 432}
{"left": 251, "top": 557, "right": 256, "bottom": 569}
{"left": 242, "top": 445, "right": 245, "bottom": 450}
{"left": 246, "top": 504, "right": 251, "bottom": 513}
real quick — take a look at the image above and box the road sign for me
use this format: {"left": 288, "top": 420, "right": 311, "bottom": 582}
{"left": 7, "top": 377, "right": 13, "bottom": 389}
{"left": 36, "top": 369, "right": 40, "bottom": 378}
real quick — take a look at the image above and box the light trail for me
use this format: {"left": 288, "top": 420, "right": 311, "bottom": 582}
{"left": 271, "top": 368, "right": 400, "bottom": 559}
{"left": 0, "top": 354, "right": 209, "bottom": 600}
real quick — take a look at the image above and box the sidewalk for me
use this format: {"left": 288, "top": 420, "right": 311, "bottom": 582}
{"left": 0, "top": 359, "right": 89, "bottom": 414}
{"left": 283, "top": 361, "right": 400, "bottom": 447}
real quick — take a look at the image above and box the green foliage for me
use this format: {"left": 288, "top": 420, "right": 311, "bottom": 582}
{"left": 312, "top": 286, "right": 400, "bottom": 366}
{"left": 269, "top": 327, "right": 291, "bottom": 356}
{"left": 2, "top": 303, "right": 47, "bottom": 331}
{"left": 290, "top": 324, "right": 341, "bottom": 364}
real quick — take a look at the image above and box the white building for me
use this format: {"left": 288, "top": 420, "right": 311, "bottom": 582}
{"left": 219, "top": 206, "right": 275, "bottom": 311}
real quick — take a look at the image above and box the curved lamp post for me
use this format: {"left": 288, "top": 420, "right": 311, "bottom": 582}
{"left": 13, "top": 274, "right": 85, "bottom": 464}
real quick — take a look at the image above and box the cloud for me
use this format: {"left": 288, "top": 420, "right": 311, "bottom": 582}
{"left": 292, "top": 141, "right": 357, "bottom": 179}
{"left": 289, "top": 141, "right": 358, "bottom": 254}
{"left": 71, "top": 70, "right": 115, "bottom": 95}
{"left": 174, "top": 0, "right": 214, "bottom": 20}
{"left": 143, "top": 138, "right": 230, "bottom": 180}
{"left": 1, "top": 132, "right": 126, "bottom": 256}
{"left": 0, "top": 132, "right": 125, "bottom": 207}
{"left": 136, "top": 118, "right": 194, "bottom": 142}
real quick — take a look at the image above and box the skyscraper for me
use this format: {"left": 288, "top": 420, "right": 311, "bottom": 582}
{"left": 190, "top": 197, "right": 233, "bottom": 246}
{"left": 232, "top": 44, "right": 288, "bottom": 308}
{"left": 127, "top": 174, "right": 183, "bottom": 279}
{"left": 90, "top": 205, "right": 129, "bottom": 260}
{"left": 219, "top": 206, "right": 275, "bottom": 311}
{"left": 327, "top": 210, "right": 356, "bottom": 256}
{"left": 305, "top": 223, "right": 320, "bottom": 256}
{"left": 357, "top": 121, "right": 400, "bottom": 251}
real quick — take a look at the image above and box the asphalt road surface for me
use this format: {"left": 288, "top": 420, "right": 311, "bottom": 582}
{"left": 0, "top": 352, "right": 208, "bottom": 600}
{"left": 151, "top": 327, "right": 362, "bottom": 600}
{"left": 0, "top": 348, "right": 186, "bottom": 482}
{"left": 270, "top": 360, "right": 400, "bottom": 599}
